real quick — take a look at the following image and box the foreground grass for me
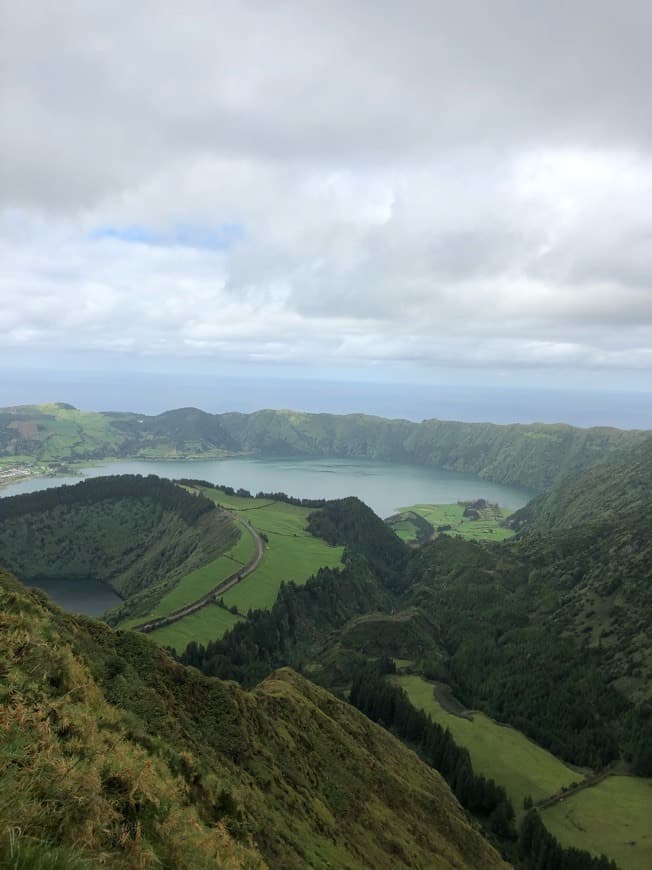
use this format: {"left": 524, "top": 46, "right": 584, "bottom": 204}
{"left": 395, "top": 674, "right": 578, "bottom": 809}
{"left": 542, "top": 776, "right": 652, "bottom": 870}
{"left": 390, "top": 502, "right": 515, "bottom": 543}
{"left": 149, "top": 604, "right": 242, "bottom": 650}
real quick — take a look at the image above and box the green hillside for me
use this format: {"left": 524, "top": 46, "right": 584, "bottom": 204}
{"left": 134, "top": 485, "right": 344, "bottom": 650}
{"left": 2, "top": 431, "right": 651, "bottom": 868}
{"left": 1, "top": 402, "right": 646, "bottom": 491}
{"left": 395, "top": 674, "right": 579, "bottom": 809}
{"left": 0, "top": 568, "right": 507, "bottom": 869}
{"left": 0, "top": 475, "right": 239, "bottom": 624}
{"left": 202, "top": 485, "right": 344, "bottom": 613}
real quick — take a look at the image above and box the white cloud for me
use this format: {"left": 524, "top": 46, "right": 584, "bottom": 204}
{"left": 1, "top": 1, "right": 651, "bottom": 386}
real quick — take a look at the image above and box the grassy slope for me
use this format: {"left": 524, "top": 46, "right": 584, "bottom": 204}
{"left": 150, "top": 604, "right": 243, "bottom": 649}
{"left": 141, "top": 488, "right": 343, "bottom": 651}
{"left": 391, "top": 502, "right": 515, "bottom": 543}
{"left": 542, "top": 777, "right": 652, "bottom": 870}
{"left": 395, "top": 674, "right": 579, "bottom": 809}
{"left": 203, "top": 488, "right": 343, "bottom": 614}
{"left": 509, "top": 437, "right": 652, "bottom": 702}
{"left": 0, "top": 569, "right": 507, "bottom": 870}
{"left": 141, "top": 523, "right": 254, "bottom": 620}
{"left": 0, "top": 403, "right": 125, "bottom": 461}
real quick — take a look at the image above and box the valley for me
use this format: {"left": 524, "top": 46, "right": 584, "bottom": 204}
{"left": 0, "top": 408, "right": 650, "bottom": 869}
{"left": 394, "top": 673, "right": 581, "bottom": 809}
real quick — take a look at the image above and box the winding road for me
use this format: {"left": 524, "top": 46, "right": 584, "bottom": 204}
{"left": 134, "top": 515, "right": 264, "bottom": 634}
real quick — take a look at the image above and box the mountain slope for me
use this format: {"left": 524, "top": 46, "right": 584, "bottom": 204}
{"left": 1, "top": 402, "right": 646, "bottom": 491}
{"left": 505, "top": 437, "right": 652, "bottom": 703}
{"left": 0, "top": 569, "right": 507, "bottom": 869}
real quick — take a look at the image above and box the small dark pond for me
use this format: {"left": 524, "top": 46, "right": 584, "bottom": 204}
{"left": 24, "top": 577, "right": 122, "bottom": 616}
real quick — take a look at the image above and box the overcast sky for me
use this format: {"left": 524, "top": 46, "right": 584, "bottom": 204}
{"left": 1, "top": 0, "right": 651, "bottom": 395}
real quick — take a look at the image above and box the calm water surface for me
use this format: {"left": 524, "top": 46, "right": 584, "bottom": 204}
{"left": 23, "top": 577, "right": 122, "bottom": 616}
{"left": 0, "top": 456, "right": 533, "bottom": 517}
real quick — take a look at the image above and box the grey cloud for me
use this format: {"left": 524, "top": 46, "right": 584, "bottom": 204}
{"left": 4, "top": 1, "right": 652, "bottom": 210}
{"left": 1, "top": 1, "right": 651, "bottom": 384}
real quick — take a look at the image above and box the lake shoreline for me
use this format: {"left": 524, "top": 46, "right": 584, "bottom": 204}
{"left": 0, "top": 455, "right": 535, "bottom": 517}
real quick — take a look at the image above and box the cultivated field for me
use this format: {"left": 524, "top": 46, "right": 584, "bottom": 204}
{"left": 146, "top": 522, "right": 254, "bottom": 619}
{"left": 390, "top": 502, "right": 514, "bottom": 543}
{"left": 205, "top": 489, "right": 344, "bottom": 613}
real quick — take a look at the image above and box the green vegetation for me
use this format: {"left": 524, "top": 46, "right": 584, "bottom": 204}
{"left": 351, "top": 662, "right": 616, "bottom": 870}
{"left": 129, "top": 486, "right": 343, "bottom": 651}
{"left": 141, "top": 522, "right": 254, "bottom": 621}
{"left": 505, "top": 438, "right": 652, "bottom": 704}
{"left": 184, "top": 484, "right": 652, "bottom": 868}
{"left": 388, "top": 500, "right": 515, "bottom": 543}
{"left": 2, "top": 401, "right": 646, "bottom": 491}
{"left": 203, "top": 486, "right": 344, "bottom": 614}
{"left": 395, "top": 674, "right": 579, "bottom": 808}
{"left": 0, "top": 475, "right": 238, "bottom": 625}
{"left": 0, "top": 568, "right": 506, "bottom": 869}
{"left": 149, "top": 603, "right": 243, "bottom": 649}
{"left": 2, "top": 420, "right": 652, "bottom": 867}
{"left": 542, "top": 777, "right": 652, "bottom": 870}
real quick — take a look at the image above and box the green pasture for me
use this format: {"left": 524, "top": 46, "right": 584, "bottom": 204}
{"left": 146, "top": 523, "right": 254, "bottom": 619}
{"left": 392, "top": 502, "right": 515, "bottom": 543}
{"left": 148, "top": 604, "right": 242, "bottom": 652}
{"left": 390, "top": 517, "right": 422, "bottom": 542}
{"left": 35, "top": 405, "right": 124, "bottom": 460}
{"left": 118, "top": 520, "right": 254, "bottom": 630}
{"left": 394, "top": 674, "right": 578, "bottom": 809}
{"left": 542, "top": 776, "right": 652, "bottom": 870}
{"left": 219, "top": 497, "right": 344, "bottom": 612}
{"left": 223, "top": 529, "right": 343, "bottom": 612}
{"left": 143, "top": 488, "right": 343, "bottom": 649}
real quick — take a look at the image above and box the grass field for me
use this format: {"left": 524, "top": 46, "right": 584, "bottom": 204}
{"left": 542, "top": 776, "right": 652, "bottom": 870}
{"left": 146, "top": 523, "right": 254, "bottom": 618}
{"left": 394, "top": 674, "right": 578, "bottom": 809}
{"left": 117, "top": 518, "right": 253, "bottom": 631}
{"left": 149, "top": 604, "right": 242, "bottom": 651}
{"left": 199, "top": 488, "right": 344, "bottom": 614}
{"left": 141, "top": 488, "right": 344, "bottom": 650}
{"left": 389, "top": 502, "right": 515, "bottom": 543}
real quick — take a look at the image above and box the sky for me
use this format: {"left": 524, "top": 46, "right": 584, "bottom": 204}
{"left": 1, "top": 1, "right": 651, "bottom": 418}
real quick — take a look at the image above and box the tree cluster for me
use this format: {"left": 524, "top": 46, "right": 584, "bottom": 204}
{"left": 0, "top": 474, "right": 214, "bottom": 525}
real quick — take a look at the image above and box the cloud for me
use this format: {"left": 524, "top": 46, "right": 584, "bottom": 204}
{"left": 1, "top": 1, "right": 651, "bottom": 386}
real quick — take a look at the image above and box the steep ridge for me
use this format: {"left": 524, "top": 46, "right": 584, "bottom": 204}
{"left": 0, "top": 569, "right": 507, "bottom": 869}
{"left": 1, "top": 403, "right": 646, "bottom": 490}
{"left": 505, "top": 437, "right": 652, "bottom": 704}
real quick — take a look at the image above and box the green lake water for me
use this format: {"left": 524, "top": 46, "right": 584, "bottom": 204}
{"left": 1, "top": 456, "right": 533, "bottom": 518}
